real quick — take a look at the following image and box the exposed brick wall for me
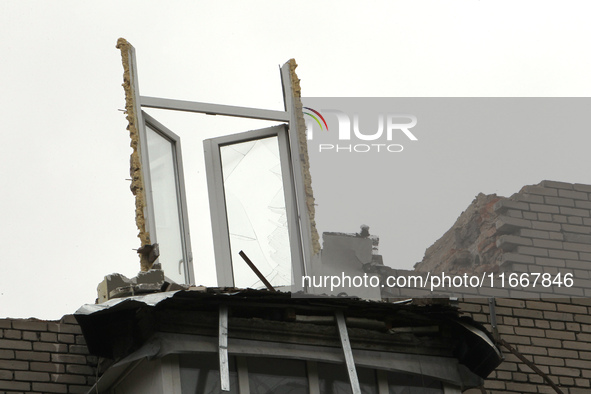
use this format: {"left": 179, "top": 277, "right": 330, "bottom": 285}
{"left": 413, "top": 180, "right": 591, "bottom": 298}
{"left": 461, "top": 298, "right": 591, "bottom": 394}
{"left": 410, "top": 180, "right": 591, "bottom": 392}
{"left": 494, "top": 181, "right": 591, "bottom": 298}
{"left": 0, "top": 315, "right": 96, "bottom": 393}
{"left": 4, "top": 180, "right": 590, "bottom": 393}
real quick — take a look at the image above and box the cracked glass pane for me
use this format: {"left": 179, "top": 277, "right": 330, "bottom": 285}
{"left": 220, "top": 136, "right": 291, "bottom": 289}
{"left": 146, "top": 125, "right": 186, "bottom": 284}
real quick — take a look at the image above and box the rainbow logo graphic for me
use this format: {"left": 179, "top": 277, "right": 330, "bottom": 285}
{"left": 303, "top": 107, "right": 329, "bottom": 131}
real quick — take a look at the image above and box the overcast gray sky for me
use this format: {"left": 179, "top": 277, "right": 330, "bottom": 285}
{"left": 1, "top": 1, "right": 591, "bottom": 319}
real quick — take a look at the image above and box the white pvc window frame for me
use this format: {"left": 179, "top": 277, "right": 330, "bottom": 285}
{"left": 123, "top": 42, "right": 312, "bottom": 289}
{"left": 204, "top": 124, "right": 304, "bottom": 288}
{"left": 139, "top": 111, "right": 195, "bottom": 284}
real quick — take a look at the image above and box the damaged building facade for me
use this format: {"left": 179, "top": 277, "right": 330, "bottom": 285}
{"left": 1, "top": 40, "right": 590, "bottom": 393}
{"left": 76, "top": 38, "right": 500, "bottom": 394}
{"left": 3, "top": 176, "right": 591, "bottom": 393}
{"left": 435, "top": 180, "right": 591, "bottom": 394}
{"left": 4, "top": 178, "right": 591, "bottom": 393}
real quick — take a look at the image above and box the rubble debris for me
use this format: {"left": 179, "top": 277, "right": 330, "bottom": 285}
{"left": 96, "top": 269, "right": 190, "bottom": 303}
{"left": 414, "top": 193, "right": 504, "bottom": 275}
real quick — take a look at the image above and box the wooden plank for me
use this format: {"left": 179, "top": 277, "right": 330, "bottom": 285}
{"left": 219, "top": 305, "right": 230, "bottom": 391}
{"left": 335, "top": 311, "right": 361, "bottom": 394}
{"left": 238, "top": 251, "right": 276, "bottom": 292}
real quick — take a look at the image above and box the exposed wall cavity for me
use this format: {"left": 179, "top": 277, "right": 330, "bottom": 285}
{"left": 414, "top": 193, "right": 504, "bottom": 275}
{"left": 116, "top": 38, "right": 151, "bottom": 270}
{"left": 287, "top": 59, "right": 321, "bottom": 255}
{"left": 415, "top": 180, "right": 591, "bottom": 283}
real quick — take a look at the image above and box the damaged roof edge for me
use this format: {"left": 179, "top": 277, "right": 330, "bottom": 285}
{"left": 88, "top": 331, "right": 483, "bottom": 392}
{"left": 74, "top": 288, "right": 502, "bottom": 383}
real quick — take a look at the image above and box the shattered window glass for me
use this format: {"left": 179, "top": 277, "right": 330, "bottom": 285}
{"left": 220, "top": 136, "right": 292, "bottom": 289}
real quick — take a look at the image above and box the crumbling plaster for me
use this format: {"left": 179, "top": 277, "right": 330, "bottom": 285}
{"left": 116, "top": 38, "right": 152, "bottom": 271}
{"left": 287, "top": 59, "right": 321, "bottom": 255}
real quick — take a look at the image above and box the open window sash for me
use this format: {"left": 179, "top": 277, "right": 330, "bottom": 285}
{"left": 139, "top": 111, "right": 194, "bottom": 285}
{"left": 121, "top": 39, "right": 311, "bottom": 289}
{"left": 204, "top": 125, "right": 304, "bottom": 289}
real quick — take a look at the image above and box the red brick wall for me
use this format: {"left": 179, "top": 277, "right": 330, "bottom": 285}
{"left": 0, "top": 315, "right": 96, "bottom": 393}
{"left": 461, "top": 298, "right": 591, "bottom": 394}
